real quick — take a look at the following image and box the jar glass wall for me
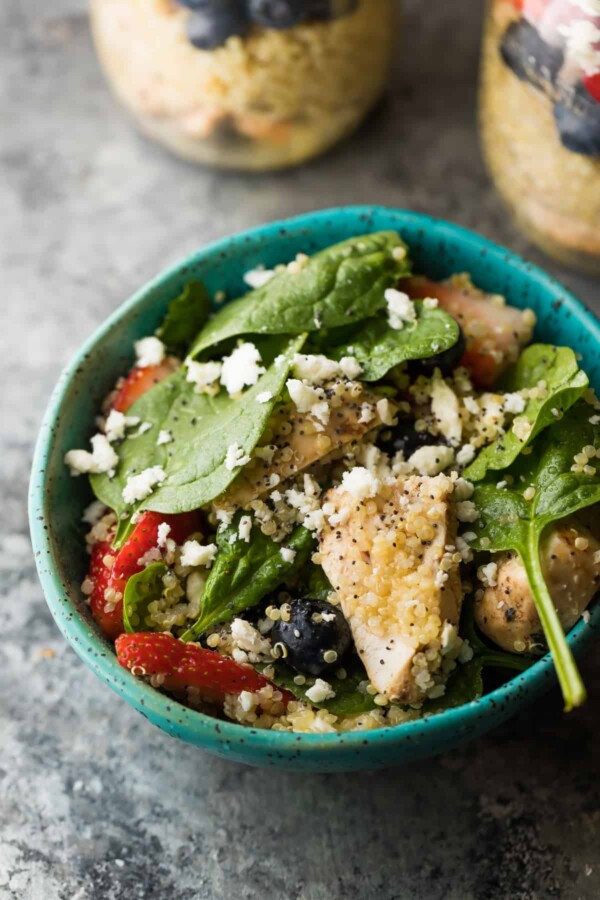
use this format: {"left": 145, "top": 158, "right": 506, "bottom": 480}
{"left": 90, "top": 0, "right": 397, "bottom": 171}
{"left": 479, "top": 0, "right": 600, "bottom": 274}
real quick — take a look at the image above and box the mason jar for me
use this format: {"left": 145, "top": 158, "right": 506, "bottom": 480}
{"left": 479, "top": 0, "right": 600, "bottom": 273}
{"left": 90, "top": 0, "right": 397, "bottom": 171}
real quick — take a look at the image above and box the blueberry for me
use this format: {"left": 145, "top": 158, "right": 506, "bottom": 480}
{"left": 186, "top": 1, "right": 249, "bottom": 50}
{"left": 500, "top": 19, "right": 563, "bottom": 88}
{"left": 306, "top": 0, "right": 358, "bottom": 20}
{"left": 377, "top": 419, "right": 446, "bottom": 459}
{"left": 271, "top": 598, "right": 352, "bottom": 677}
{"left": 247, "top": 0, "right": 306, "bottom": 29}
{"left": 409, "top": 326, "right": 466, "bottom": 377}
{"left": 554, "top": 85, "right": 600, "bottom": 157}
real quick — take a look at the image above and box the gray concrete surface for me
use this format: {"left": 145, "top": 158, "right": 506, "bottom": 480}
{"left": 2, "top": 1, "right": 600, "bottom": 898}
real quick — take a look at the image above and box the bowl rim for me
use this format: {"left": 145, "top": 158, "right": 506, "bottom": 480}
{"left": 29, "top": 205, "right": 600, "bottom": 754}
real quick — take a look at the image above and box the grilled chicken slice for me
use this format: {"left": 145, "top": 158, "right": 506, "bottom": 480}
{"left": 215, "top": 382, "right": 390, "bottom": 512}
{"left": 475, "top": 516, "right": 600, "bottom": 653}
{"left": 404, "top": 275, "right": 535, "bottom": 388}
{"left": 319, "top": 473, "right": 462, "bottom": 704}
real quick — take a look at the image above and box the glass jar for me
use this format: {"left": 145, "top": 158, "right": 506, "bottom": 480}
{"left": 479, "top": 0, "right": 600, "bottom": 273}
{"left": 90, "top": 0, "right": 397, "bottom": 171}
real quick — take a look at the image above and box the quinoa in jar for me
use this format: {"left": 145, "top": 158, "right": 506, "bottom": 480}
{"left": 479, "top": 0, "right": 600, "bottom": 273}
{"left": 90, "top": 0, "right": 397, "bottom": 171}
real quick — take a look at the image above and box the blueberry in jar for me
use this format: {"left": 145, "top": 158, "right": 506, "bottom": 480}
{"left": 271, "top": 598, "right": 351, "bottom": 676}
{"left": 377, "top": 418, "right": 446, "bottom": 459}
{"left": 409, "top": 325, "right": 466, "bottom": 376}
{"left": 500, "top": 19, "right": 563, "bottom": 88}
{"left": 554, "top": 85, "right": 600, "bottom": 158}
{"left": 185, "top": 0, "right": 249, "bottom": 50}
{"left": 247, "top": 0, "right": 307, "bottom": 29}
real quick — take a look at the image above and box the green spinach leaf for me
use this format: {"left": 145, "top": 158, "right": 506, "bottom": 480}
{"left": 181, "top": 520, "right": 315, "bottom": 641}
{"left": 123, "top": 562, "right": 168, "bottom": 633}
{"left": 91, "top": 334, "right": 305, "bottom": 524}
{"left": 156, "top": 281, "right": 211, "bottom": 353}
{"left": 329, "top": 302, "right": 460, "bottom": 381}
{"left": 296, "top": 563, "right": 334, "bottom": 602}
{"left": 423, "top": 659, "right": 484, "bottom": 713}
{"left": 464, "top": 345, "right": 588, "bottom": 481}
{"left": 188, "top": 232, "right": 410, "bottom": 357}
{"left": 469, "top": 401, "right": 600, "bottom": 710}
{"left": 264, "top": 657, "right": 378, "bottom": 716}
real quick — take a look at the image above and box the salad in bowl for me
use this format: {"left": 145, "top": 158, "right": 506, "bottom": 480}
{"left": 62, "top": 229, "right": 600, "bottom": 735}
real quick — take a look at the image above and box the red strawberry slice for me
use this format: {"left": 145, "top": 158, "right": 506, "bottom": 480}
{"left": 584, "top": 72, "right": 600, "bottom": 104}
{"left": 506, "top": 0, "right": 550, "bottom": 21}
{"left": 403, "top": 276, "right": 535, "bottom": 388}
{"left": 111, "top": 358, "right": 178, "bottom": 413}
{"left": 116, "top": 632, "right": 283, "bottom": 703}
{"left": 87, "top": 510, "right": 202, "bottom": 640}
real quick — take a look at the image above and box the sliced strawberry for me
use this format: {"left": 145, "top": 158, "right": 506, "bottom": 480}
{"left": 583, "top": 73, "right": 600, "bottom": 104}
{"left": 111, "top": 358, "right": 178, "bottom": 413}
{"left": 116, "top": 632, "right": 279, "bottom": 703}
{"left": 87, "top": 510, "right": 202, "bottom": 641}
{"left": 506, "top": 0, "right": 550, "bottom": 20}
{"left": 403, "top": 276, "right": 534, "bottom": 388}
{"left": 88, "top": 539, "right": 123, "bottom": 640}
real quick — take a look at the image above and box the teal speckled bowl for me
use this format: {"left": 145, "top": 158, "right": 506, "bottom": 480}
{"left": 29, "top": 207, "right": 600, "bottom": 772}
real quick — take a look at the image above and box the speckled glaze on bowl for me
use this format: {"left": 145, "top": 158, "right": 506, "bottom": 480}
{"left": 29, "top": 207, "right": 600, "bottom": 772}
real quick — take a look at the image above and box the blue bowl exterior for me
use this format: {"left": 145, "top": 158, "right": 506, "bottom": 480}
{"left": 29, "top": 206, "right": 600, "bottom": 772}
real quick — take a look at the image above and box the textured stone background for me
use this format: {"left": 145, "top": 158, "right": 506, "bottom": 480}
{"left": 2, "top": 1, "right": 600, "bottom": 898}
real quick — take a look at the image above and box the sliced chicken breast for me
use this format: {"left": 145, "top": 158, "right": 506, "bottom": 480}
{"left": 476, "top": 516, "right": 600, "bottom": 652}
{"left": 215, "top": 382, "right": 390, "bottom": 512}
{"left": 319, "top": 473, "right": 462, "bottom": 704}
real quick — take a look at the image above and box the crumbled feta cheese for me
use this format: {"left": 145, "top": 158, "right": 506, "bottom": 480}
{"left": 463, "top": 396, "right": 480, "bottom": 416}
{"left": 225, "top": 443, "right": 251, "bottom": 471}
{"left": 305, "top": 678, "right": 336, "bottom": 704}
{"left": 359, "top": 403, "right": 375, "bottom": 425}
{"left": 230, "top": 618, "right": 271, "bottom": 655}
{"left": 503, "top": 392, "right": 527, "bottom": 415}
{"left": 135, "top": 422, "right": 152, "bottom": 437}
{"left": 341, "top": 466, "right": 380, "bottom": 500}
{"left": 157, "top": 522, "right": 171, "bottom": 548}
{"left": 376, "top": 398, "right": 396, "bottom": 427}
{"left": 238, "top": 515, "right": 252, "bottom": 543}
{"left": 456, "top": 500, "right": 479, "bottom": 523}
{"left": 65, "top": 434, "right": 120, "bottom": 477}
{"left": 478, "top": 561, "right": 498, "bottom": 588}
{"left": 220, "top": 342, "right": 265, "bottom": 396}
{"left": 157, "top": 429, "right": 172, "bottom": 446}
{"left": 456, "top": 444, "right": 476, "bottom": 466}
{"left": 292, "top": 353, "right": 340, "bottom": 384}
{"left": 280, "top": 547, "right": 296, "bottom": 563}
{"left": 512, "top": 415, "right": 533, "bottom": 442}
{"left": 122, "top": 466, "right": 166, "bottom": 504}
{"left": 558, "top": 18, "right": 600, "bottom": 76}
{"left": 454, "top": 478, "right": 474, "bottom": 501}
{"left": 409, "top": 445, "right": 455, "bottom": 476}
{"left": 256, "top": 391, "right": 273, "bottom": 404}
{"left": 384, "top": 288, "right": 417, "bottom": 330}
{"left": 180, "top": 540, "right": 217, "bottom": 568}
{"left": 243, "top": 267, "right": 276, "bottom": 289}
{"left": 185, "top": 359, "right": 222, "bottom": 394}
{"left": 286, "top": 378, "right": 329, "bottom": 425}
{"left": 423, "top": 297, "right": 439, "bottom": 309}
{"left": 81, "top": 499, "right": 106, "bottom": 525}
{"left": 134, "top": 336, "right": 165, "bottom": 368}
{"left": 339, "top": 356, "right": 363, "bottom": 380}
{"left": 104, "top": 409, "right": 140, "bottom": 443}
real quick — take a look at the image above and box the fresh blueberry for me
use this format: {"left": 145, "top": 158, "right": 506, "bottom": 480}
{"left": 247, "top": 0, "right": 306, "bottom": 29}
{"left": 377, "top": 419, "right": 446, "bottom": 460}
{"left": 500, "top": 19, "right": 563, "bottom": 88}
{"left": 409, "top": 326, "right": 466, "bottom": 377}
{"left": 554, "top": 85, "right": 600, "bottom": 157}
{"left": 271, "top": 598, "right": 352, "bottom": 677}
{"left": 306, "top": 0, "right": 358, "bottom": 20}
{"left": 186, "top": 1, "right": 249, "bottom": 50}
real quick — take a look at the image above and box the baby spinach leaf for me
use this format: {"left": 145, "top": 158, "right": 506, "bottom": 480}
{"left": 423, "top": 659, "right": 484, "bottom": 713}
{"left": 188, "top": 232, "right": 410, "bottom": 357}
{"left": 295, "top": 563, "right": 334, "bottom": 602}
{"left": 329, "top": 302, "right": 460, "bottom": 381}
{"left": 91, "top": 334, "right": 305, "bottom": 524}
{"left": 469, "top": 401, "right": 600, "bottom": 710}
{"left": 156, "top": 281, "right": 211, "bottom": 353}
{"left": 181, "top": 520, "right": 315, "bottom": 641}
{"left": 264, "top": 657, "right": 378, "bottom": 716}
{"left": 464, "top": 345, "right": 588, "bottom": 481}
{"left": 123, "top": 562, "right": 168, "bottom": 634}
